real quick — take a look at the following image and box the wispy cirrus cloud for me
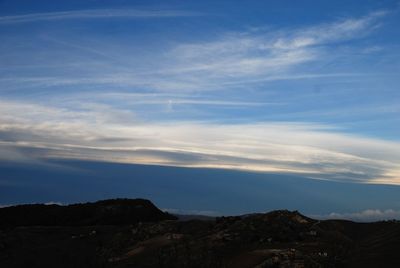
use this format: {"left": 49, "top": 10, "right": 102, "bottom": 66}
{"left": 162, "top": 11, "right": 386, "bottom": 87}
{"left": 0, "top": 9, "right": 198, "bottom": 24}
{"left": 271, "top": 11, "right": 387, "bottom": 50}
{"left": 0, "top": 11, "right": 387, "bottom": 93}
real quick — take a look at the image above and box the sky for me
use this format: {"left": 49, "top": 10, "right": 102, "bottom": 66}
{"left": 0, "top": 1, "right": 400, "bottom": 220}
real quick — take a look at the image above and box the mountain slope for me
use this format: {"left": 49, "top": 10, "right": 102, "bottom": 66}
{"left": 1, "top": 200, "right": 400, "bottom": 267}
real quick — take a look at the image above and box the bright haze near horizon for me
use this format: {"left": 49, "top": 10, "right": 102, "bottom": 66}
{"left": 0, "top": 0, "right": 400, "bottom": 221}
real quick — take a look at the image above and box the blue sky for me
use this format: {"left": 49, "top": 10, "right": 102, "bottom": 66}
{"left": 0, "top": 1, "right": 400, "bottom": 218}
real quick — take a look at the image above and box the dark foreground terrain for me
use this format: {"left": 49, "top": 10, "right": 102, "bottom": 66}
{"left": 1, "top": 199, "right": 400, "bottom": 267}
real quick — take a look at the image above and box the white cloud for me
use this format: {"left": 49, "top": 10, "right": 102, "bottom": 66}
{"left": 313, "top": 208, "right": 400, "bottom": 222}
{"left": 0, "top": 11, "right": 385, "bottom": 93}
{"left": 272, "top": 11, "right": 387, "bottom": 50}
{"left": 160, "top": 11, "right": 385, "bottom": 89}
{"left": 168, "top": 34, "right": 316, "bottom": 80}
{"left": 1, "top": 99, "right": 400, "bottom": 185}
{"left": 44, "top": 201, "right": 63, "bottom": 206}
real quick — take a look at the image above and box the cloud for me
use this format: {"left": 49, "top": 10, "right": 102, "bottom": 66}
{"left": 313, "top": 209, "right": 400, "bottom": 222}
{"left": 158, "top": 11, "right": 386, "bottom": 89}
{"left": 0, "top": 9, "right": 198, "bottom": 24}
{"left": 44, "top": 201, "right": 63, "bottom": 206}
{"left": 0, "top": 11, "right": 386, "bottom": 93}
{"left": 271, "top": 11, "right": 387, "bottom": 50}
{"left": 0, "top": 10, "right": 397, "bottom": 186}
{"left": 91, "top": 93, "right": 280, "bottom": 107}
{"left": 1, "top": 99, "right": 399, "bottom": 185}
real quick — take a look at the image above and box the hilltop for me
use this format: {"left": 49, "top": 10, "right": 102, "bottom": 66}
{"left": 0, "top": 198, "right": 176, "bottom": 226}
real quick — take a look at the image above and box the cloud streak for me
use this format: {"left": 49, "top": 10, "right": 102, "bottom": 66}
{"left": 1, "top": 99, "right": 399, "bottom": 185}
{"left": 0, "top": 9, "right": 198, "bottom": 24}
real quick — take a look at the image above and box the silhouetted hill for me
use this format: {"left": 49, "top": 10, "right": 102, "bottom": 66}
{"left": 0, "top": 198, "right": 176, "bottom": 226}
{"left": 1, "top": 200, "right": 400, "bottom": 267}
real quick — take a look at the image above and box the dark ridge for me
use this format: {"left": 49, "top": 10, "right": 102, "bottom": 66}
{"left": 1, "top": 201, "right": 400, "bottom": 267}
{"left": 0, "top": 198, "right": 177, "bottom": 226}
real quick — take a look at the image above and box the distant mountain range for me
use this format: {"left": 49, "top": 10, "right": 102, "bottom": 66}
{"left": 1, "top": 198, "right": 400, "bottom": 267}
